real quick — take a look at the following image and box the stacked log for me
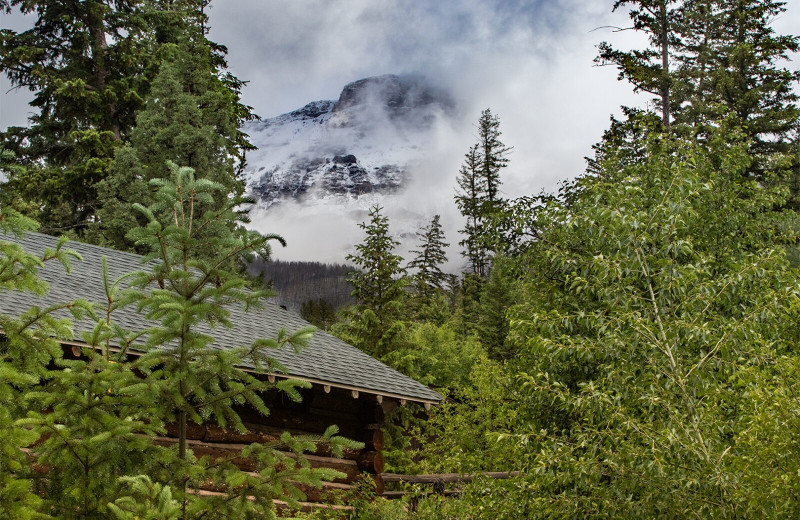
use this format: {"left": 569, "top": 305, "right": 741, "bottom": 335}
{"left": 157, "top": 385, "right": 389, "bottom": 504}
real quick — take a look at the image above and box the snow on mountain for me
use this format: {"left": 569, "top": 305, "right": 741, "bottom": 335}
{"left": 242, "top": 74, "right": 455, "bottom": 209}
{"left": 242, "top": 75, "right": 468, "bottom": 269}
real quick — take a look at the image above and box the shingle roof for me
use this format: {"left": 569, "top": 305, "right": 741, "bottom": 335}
{"left": 1, "top": 231, "right": 442, "bottom": 404}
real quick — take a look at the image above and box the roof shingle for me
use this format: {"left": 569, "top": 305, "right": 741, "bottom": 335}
{"left": 1, "top": 231, "right": 442, "bottom": 404}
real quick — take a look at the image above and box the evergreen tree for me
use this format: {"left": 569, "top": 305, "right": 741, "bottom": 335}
{"left": 300, "top": 298, "right": 337, "bottom": 329}
{"left": 346, "top": 205, "right": 406, "bottom": 319}
{"left": 476, "top": 108, "right": 510, "bottom": 212}
{"left": 455, "top": 145, "right": 487, "bottom": 277}
{"left": 455, "top": 109, "right": 510, "bottom": 278}
{"left": 123, "top": 164, "right": 352, "bottom": 518}
{"left": 0, "top": 202, "right": 90, "bottom": 517}
{"left": 407, "top": 214, "right": 449, "bottom": 296}
{"left": 596, "top": 0, "right": 680, "bottom": 130}
{"left": 336, "top": 205, "right": 407, "bottom": 358}
{"left": 674, "top": 0, "right": 799, "bottom": 177}
{"left": 92, "top": 29, "right": 253, "bottom": 251}
{"left": 25, "top": 299, "right": 162, "bottom": 518}
{"left": 0, "top": 0, "right": 152, "bottom": 232}
{"left": 476, "top": 257, "right": 515, "bottom": 360}
{"left": 593, "top": 0, "right": 798, "bottom": 181}
{"left": 0, "top": 1, "right": 255, "bottom": 239}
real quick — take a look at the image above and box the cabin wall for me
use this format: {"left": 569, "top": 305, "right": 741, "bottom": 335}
{"left": 159, "top": 384, "right": 388, "bottom": 496}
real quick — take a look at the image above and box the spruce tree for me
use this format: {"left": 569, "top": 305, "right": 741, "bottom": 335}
{"left": 455, "top": 109, "right": 510, "bottom": 278}
{"left": 455, "top": 145, "right": 487, "bottom": 277}
{"left": 337, "top": 205, "right": 407, "bottom": 358}
{"left": 674, "top": 0, "right": 799, "bottom": 177}
{"left": 0, "top": 0, "right": 152, "bottom": 232}
{"left": 93, "top": 8, "right": 255, "bottom": 252}
{"left": 0, "top": 1, "right": 255, "bottom": 239}
{"left": 123, "top": 164, "right": 351, "bottom": 518}
{"left": 596, "top": 0, "right": 680, "bottom": 130}
{"left": 24, "top": 299, "right": 162, "bottom": 518}
{"left": 0, "top": 203, "right": 90, "bottom": 517}
{"left": 476, "top": 108, "right": 510, "bottom": 212}
{"left": 407, "top": 214, "right": 449, "bottom": 296}
{"left": 593, "top": 0, "right": 798, "bottom": 182}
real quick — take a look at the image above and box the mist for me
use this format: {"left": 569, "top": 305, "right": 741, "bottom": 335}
{"left": 215, "top": 0, "right": 645, "bottom": 266}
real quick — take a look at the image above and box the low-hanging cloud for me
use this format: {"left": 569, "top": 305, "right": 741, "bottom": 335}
{"left": 210, "top": 0, "right": 651, "bottom": 265}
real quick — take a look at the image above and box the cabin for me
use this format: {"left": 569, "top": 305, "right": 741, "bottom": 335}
{"left": 1, "top": 231, "right": 442, "bottom": 511}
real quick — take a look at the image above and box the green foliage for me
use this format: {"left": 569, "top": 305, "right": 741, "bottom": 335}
{"left": 454, "top": 109, "right": 511, "bottom": 278}
{"left": 503, "top": 127, "right": 799, "bottom": 517}
{"left": 0, "top": 0, "right": 150, "bottom": 232}
{"left": 594, "top": 0, "right": 799, "bottom": 182}
{"left": 0, "top": 200, "right": 90, "bottom": 518}
{"left": 93, "top": 30, "right": 253, "bottom": 251}
{"left": 339, "top": 205, "right": 407, "bottom": 358}
{"left": 596, "top": 0, "right": 677, "bottom": 128}
{"left": 475, "top": 257, "right": 517, "bottom": 360}
{"left": 300, "top": 298, "right": 337, "bottom": 329}
{"left": 121, "top": 164, "right": 343, "bottom": 517}
{"left": 407, "top": 214, "right": 449, "bottom": 297}
{"left": 411, "top": 357, "right": 519, "bottom": 475}
{"left": 108, "top": 476, "right": 182, "bottom": 520}
{"left": 383, "top": 322, "right": 484, "bottom": 389}
{"left": 0, "top": 1, "right": 255, "bottom": 239}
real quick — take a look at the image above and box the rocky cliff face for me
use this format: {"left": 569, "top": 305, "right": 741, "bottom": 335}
{"left": 242, "top": 75, "right": 454, "bottom": 208}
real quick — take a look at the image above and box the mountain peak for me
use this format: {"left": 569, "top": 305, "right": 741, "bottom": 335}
{"left": 332, "top": 74, "right": 453, "bottom": 115}
{"left": 243, "top": 74, "right": 455, "bottom": 209}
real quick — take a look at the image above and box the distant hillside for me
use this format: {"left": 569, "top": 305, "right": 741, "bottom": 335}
{"left": 249, "top": 259, "right": 355, "bottom": 312}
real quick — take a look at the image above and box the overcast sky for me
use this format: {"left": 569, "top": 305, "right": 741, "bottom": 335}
{"left": 1, "top": 1, "right": 798, "bottom": 264}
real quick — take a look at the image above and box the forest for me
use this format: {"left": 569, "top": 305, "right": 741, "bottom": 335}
{"left": 2, "top": 0, "right": 800, "bottom": 519}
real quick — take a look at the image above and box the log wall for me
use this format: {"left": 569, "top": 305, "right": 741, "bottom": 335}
{"left": 160, "top": 384, "right": 390, "bottom": 504}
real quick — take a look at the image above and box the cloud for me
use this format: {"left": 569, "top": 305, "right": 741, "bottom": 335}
{"left": 210, "top": 0, "right": 648, "bottom": 264}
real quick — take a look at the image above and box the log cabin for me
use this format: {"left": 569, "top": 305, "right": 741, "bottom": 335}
{"left": 1, "top": 231, "right": 442, "bottom": 506}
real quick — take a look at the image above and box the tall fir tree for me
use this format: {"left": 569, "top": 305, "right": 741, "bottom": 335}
{"left": 407, "top": 214, "right": 449, "bottom": 296}
{"left": 674, "top": 0, "right": 799, "bottom": 178}
{"left": 455, "top": 144, "right": 487, "bottom": 277}
{"left": 0, "top": 0, "right": 152, "bottom": 233}
{"left": 592, "top": 0, "right": 798, "bottom": 184}
{"left": 336, "top": 205, "right": 407, "bottom": 359}
{"left": 0, "top": 0, "right": 255, "bottom": 239}
{"left": 596, "top": 0, "right": 680, "bottom": 130}
{"left": 476, "top": 108, "right": 510, "bottom": 212}
{"left": 92, "top": 26, "right": 254, "bottom": 251}
{"left": 455, "top": 109, "right": 510, "bottom": 278}
{"left": 123, "top": 164, "right": 351, "bottom": 518}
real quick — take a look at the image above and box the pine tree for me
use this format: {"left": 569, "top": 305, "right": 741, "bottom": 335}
{"left": 25, "top": 304, "right": 162, "bottom": 517}
{"left": 407, "top": 214, "right": 449, "bottom": 296}
{"left": 346, "top": 206, "right": 407, "bottom": 317}
{"left": 455, "top": 109, "right": 510, "bottom": 278}
{"left": 476, "top": 108, "right": 510, "bottom": 211}
{"left": 0, "top": 0, "right": 152, "bottom": 233}
{"left": 121, "top": 163, "right": 354, "bottom": 518}
{"left": 0, "top": 201, "right": 90, "bottom": 517}
{"left": 337, "top": 205, "right": 407, "bottom": 358}
{"left": 300, "top": 298, "right": 337, "bottom": 329}
{"left": 477, "top": 257, "right": 516, "bottom": 361}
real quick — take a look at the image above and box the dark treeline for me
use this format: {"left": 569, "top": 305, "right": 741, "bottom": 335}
{"left": 249, "top": 258, "right": 355, "bottom": 312}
